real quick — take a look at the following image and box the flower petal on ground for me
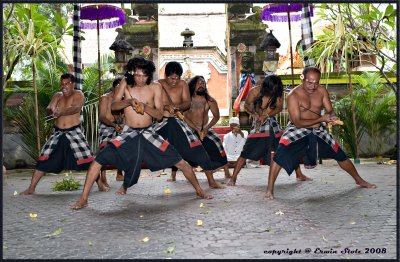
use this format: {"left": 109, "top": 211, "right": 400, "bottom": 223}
{"left": 348, "top": 219, "right": 356, "bottom": 225}
{"left": 140, "top": 237, "right": 150, "bottom": 242}
{"left": 199, "top": 203, "right": 204, "bottom": 208}
{"left": 275, "top": 210, "right": 284, "bottom": 216}
{"left": 46, "top": 228, "right": 62, "bottom": 237}
{"left": 164, "top": 189, "right": 171, "bottom": 194}
{"left": 322, "top": 235, "right": 328, "bottom": 242}
{"left": 197, "top": 219, "right": 203, "bottom": 226}
{"left": 29, "top": 213, "right": 38, "bottom": 218}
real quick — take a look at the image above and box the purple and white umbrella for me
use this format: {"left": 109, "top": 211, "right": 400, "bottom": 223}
{"left": 80, "top": 4, "right": 125, "bottom": 98}
{"left": 262, "top": 3, "right": 314, "bottom": 86}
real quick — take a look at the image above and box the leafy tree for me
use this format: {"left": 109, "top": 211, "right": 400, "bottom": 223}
{"left": 3, "top": 4, "right": 73, "bottom": 155}
{"left": 311, "top": 3, "right": 397, "bottom": 93}
{"left": 3, "top": 4, "right": 73, "bottom": 87}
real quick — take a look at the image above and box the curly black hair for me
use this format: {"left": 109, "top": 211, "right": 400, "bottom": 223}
{"left": 123, "top": 56, "right": 156, "bottom": 86}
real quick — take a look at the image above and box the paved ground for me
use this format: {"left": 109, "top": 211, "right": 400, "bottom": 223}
{"left": 2, "top": 161, "right": 397, "bottom": 259}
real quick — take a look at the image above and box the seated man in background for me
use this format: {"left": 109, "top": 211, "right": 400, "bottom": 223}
{"left": 222, "top": 117, "right": 248, "bottom": 178}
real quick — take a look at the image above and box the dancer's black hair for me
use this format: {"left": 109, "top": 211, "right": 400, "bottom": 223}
{"left": 253, "top": 75, "right": 283, "bottom": 111}
{"left": 123, "top": 56, "right": 156, "bottom": 86}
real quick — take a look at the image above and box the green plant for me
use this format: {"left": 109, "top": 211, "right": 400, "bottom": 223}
{"left": 333, "top": 72, "right": 396, "bottom": 157}
{"left": 352, "top": 72, "right": 396, "bottom": 155}
{"left": 311, "top": 3, "right": 397, "bottom": 93}
{"left": 13, "top": 95, "right": 53, "bottom": 161}
{"left": 333, "top": 96, "right": 364, "bottom": 157}
{"left": 52, "top": 178, "right": 82, "bottom": 191}
{"left": 3, "top": 3, "right": 73, "bottom": 86}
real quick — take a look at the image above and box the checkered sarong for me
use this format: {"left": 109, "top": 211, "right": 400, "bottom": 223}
{"left": 279, "top": 123, "right": 339, "bottom": 152}
{"left": 188, "top": 127, "right": 226, "bottom": 156}
{"left": 38, "top": 125, "right": 93, "bottom": 165}
{"left": 301, "top": 3, "right": 316, "bottom": 67}
{"left": 98, "top": 122, "right": 118, "bottom": 148}
{"left": 153, "top": 117, "right": 201, "bottom": 147}
{"left": 109, "top": 125, "right": 169, "bottom": 152}
{"left": 192, "top": 128, "right": 226, "bottom": 156}
{"left": 206, "top": 129, "right": 225, "bottom": 155}
{"left": 248, "top": 116, "right": 284, "bottom": 138}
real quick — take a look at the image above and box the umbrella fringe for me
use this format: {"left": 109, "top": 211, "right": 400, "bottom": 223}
{"left": 81, "top": 19, "right": 125, "bottom": 30}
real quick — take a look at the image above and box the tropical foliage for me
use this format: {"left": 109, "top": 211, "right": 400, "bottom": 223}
{"left": 12, "top": 56, "right": 115, "bottom": 160}
{"left": 3, "top": 4, "right": 73, "bottom": 87}
{"left": 13, "top": 96, "right": 54, "bottom": 161}
{"left": 3, "top": 3, "right": 74, "bottom": 155}
{"left": 304, "top": 3, "right": 397, "bottom": 159}
{"left": 310, "top": 3, "right": 397, "bottom": 93}
{"left": 333, "top": 72, "right": 396, "bottom": 157}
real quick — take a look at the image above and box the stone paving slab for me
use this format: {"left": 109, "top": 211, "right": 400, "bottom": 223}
{"left": 2, "top": 162, "right": 397, "bottom": 259}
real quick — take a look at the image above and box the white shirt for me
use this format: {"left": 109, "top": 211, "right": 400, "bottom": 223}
{"left": 223, "top": 130, "right": 248, "bottom": 161}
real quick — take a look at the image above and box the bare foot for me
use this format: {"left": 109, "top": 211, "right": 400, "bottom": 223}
{"left": 224, "top": 173, "right": 231, "bottom": 179}
{"left": 264, "top": 191, "right": 274, "bottom": 200}
{"left": 209, "top": 181, "right": 225, "bottom": 189}
{"left": 116, "top": 173, "right": 124, "bottom": 181}
{"left": 100, "top": 174, "right": 110, "bottom": 188}
{"left": 167, "top": 177, "right": 176, "bottom": 182}
{"left": 115, "top": 186, "right": 127, "bottom": 195}
{"left": 227, "top": 178, "right": 236, "bottom": 186}
{"left": 70, "top": 200, "right": 88, "bottom": 210}
{"left": 356, "top": 180, "right": 377, "bottom": 189}
{"left": 196, "top": 190, "right": 213, "bottom": 199}
{"left": 96, "top": 180, "right": 110, "bottom": 192}
{"left": 296, "top": 174, "right": 313, "bottom": 181}
{"left": 19, "top": 189, "right": 35, "bottom": 195}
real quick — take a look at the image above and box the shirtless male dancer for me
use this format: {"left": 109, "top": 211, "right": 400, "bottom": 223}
{"left": 20, "top": 73, "right": 95, "bottom": 195}
{"left": 265, "top": 67, "right": 376, "bottom": 200}
{"left": 97, "top": 77, "right": 125, "bottom": 189}
{"left": 183, "top": 76, "right": 228, "bottom": 180}
{"left": 227, "top": 75, "right": 309, "bottom": 186}
{"left": 70, "top": 57, "right": 212, "bottom": 209}
{"left": 155, "top": 62, "right": 223, "bottom": 189}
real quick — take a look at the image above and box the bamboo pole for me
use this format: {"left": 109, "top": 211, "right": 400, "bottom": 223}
{"left": 97, "top": 6, "right": 101, "bottom": 99}
{"left": 287, "top": 11, "right": 295, "bottom": 88}
{"left": 32, "top": 61, "right": 41, "bottom": 156}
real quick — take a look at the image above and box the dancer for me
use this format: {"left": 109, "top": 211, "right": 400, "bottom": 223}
{"left": 20, "top": 73, "right": 95, "bottom": 195}
{"left": 70, "top": 57, "right": 212, "bottom": 209}
{"left": 265, "top": 67, "right": 376, "bottom": 200}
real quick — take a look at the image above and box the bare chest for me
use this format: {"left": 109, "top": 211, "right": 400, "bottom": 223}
{"left": 57, "top": 96, "right": 74, "bottom": 108}
{"left": 125, "top": 87, "right": 154, "bottom": 106}
{"left": 190, "top": 98, "right": 208, "bottom": 112}
{"left": 163, "top": 85, "right": 183, "bottom": 104}
{"left": 298, "top": 94, "right": 323, "bottom": 115}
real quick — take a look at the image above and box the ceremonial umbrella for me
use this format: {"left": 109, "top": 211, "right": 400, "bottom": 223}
{"left": 80, "top": 4, "right": 125, "bottom": 98}
{"left": 262, "top": 3, "right": 314, "bottom": 87}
